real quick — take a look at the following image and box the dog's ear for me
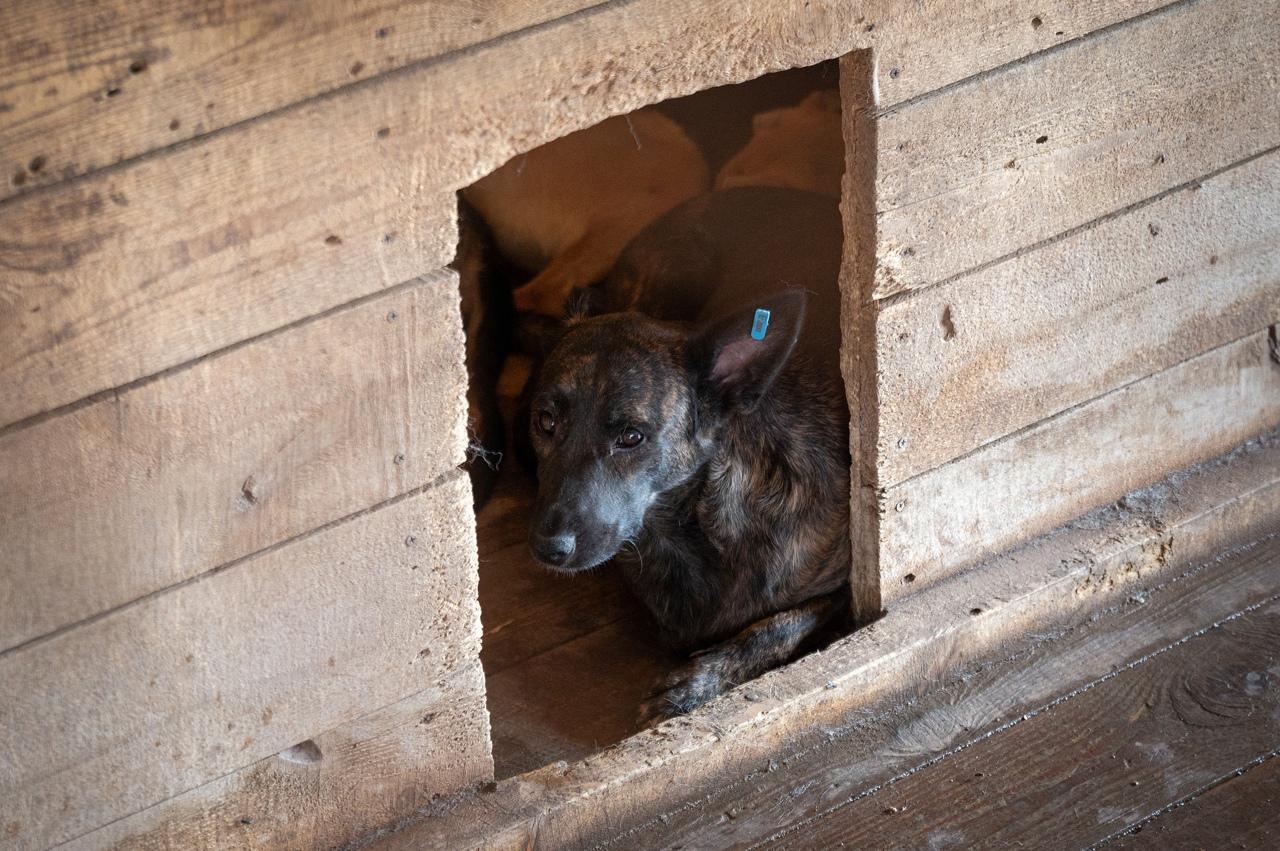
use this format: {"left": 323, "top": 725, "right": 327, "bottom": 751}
{"left": 688, "top": 289, "right": 808, "bottom": 411}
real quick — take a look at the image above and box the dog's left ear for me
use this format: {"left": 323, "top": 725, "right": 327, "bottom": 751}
{"left": 688, "top": 289, "right": 808, "bottom": 411}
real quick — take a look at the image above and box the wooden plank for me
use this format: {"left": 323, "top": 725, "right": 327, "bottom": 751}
{"left": 0, "top": 274, "right": 467, "bottom": 653}
{"left": 880, "top": 332, "right": 1280, "bottom": 600}
{"left": 0, "top": 0, "right": 600, "bottom": 201}
{"left": 363, "top": 431, "right": 1280, "bottom": 850}
{"left": 1108, "top": 754, "right": 1280, "bottom": 848}
{"left": 0, "top": 164, "right": 456, "bottom": 429}
{"left": 63, "top": 668, "right": 492, "bottom": 851}
{"left": 608, "top": 528, "right": 1280, "bottom": 848}
{"left": 876, "top": 148, "right": 1280, "bottom": 486}
{"left": 871, "top": 0, "right": 1173, "bottom": 106}
{"left": 785, "top": 590, "right": 1280, "bottom": 849}
{"left": 874, "top": 0, "right": 1280, "bottom": 296}
{"left": 0, "top": 471, "right": 486, "bottom": 851}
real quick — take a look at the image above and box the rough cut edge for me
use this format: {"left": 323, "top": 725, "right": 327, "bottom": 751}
{"left": 356, "top": 429, "right": 1280, "bottom": 850}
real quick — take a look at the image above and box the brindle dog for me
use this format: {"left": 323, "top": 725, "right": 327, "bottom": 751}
{"left": 526, "top": 187, "right": 851, "bottom": 724}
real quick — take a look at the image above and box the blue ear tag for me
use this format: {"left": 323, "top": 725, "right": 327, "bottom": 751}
{"left": 751, "top": 308, "right": 771, "bottom": 340}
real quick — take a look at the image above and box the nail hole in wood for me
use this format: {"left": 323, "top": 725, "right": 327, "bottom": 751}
{"left": 278, "top": 740, "right": 323, "bottom": 764}
{"left": 1035, "top": 134, "right": 1048, "bottom": 144}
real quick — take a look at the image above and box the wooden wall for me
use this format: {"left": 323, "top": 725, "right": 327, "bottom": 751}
{"left": 843, "top": 0, "right": 1280, "bottom": 619}
{"left": 2, "top": 0, "right": 1276, "bottom": 847}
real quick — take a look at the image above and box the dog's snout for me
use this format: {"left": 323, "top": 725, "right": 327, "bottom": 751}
{"left": 531, "top": 530, "right": 576, "bottom": 567}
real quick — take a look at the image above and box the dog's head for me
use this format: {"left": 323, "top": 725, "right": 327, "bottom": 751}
{"left": 526, "top": 290, "right": 808, "bottom": 572}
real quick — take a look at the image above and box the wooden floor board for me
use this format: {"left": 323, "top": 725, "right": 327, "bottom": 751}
{"left": 778, "top": 573, "right": 1280, "bottom": 848}
{"left": 1102, "top": 752, "right": 1280, "bottom": 849}
{"left": 476, "top": 463, "right": 668, "bottom": 779}
{"left": 616, "top": 531, "right": 1280, "bottom": 850}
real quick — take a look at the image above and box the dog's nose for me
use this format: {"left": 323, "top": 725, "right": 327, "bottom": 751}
{"left": 531, "top": 531, "right": 576, "bottom": 567}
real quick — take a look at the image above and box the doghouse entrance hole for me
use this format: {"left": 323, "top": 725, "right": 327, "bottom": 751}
{"left": 455, "top": 57, "right": 861, "bottom": 780}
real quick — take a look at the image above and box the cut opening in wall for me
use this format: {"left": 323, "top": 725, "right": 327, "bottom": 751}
{"left": 452, "top": 56, "right": 864, "bottom": 780}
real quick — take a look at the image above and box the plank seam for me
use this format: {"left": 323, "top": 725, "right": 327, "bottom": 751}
{"left": 874, "top": 141, "right": 1280, "bottom": 307}
{"left": 750, "top": 540, "right": 1280, "bottom": 848}
{"left": 0, "top": 467, "right": 468, "bottom": 661}
{"left": 0, "top": 0, "right": 623, "bottom": 211}
{"left": 1086, "top": 747, "right": 1280, "bottom": 849}
{"left": 880, "top": 327, "right": 1277, "bottom": 493}
{"left": 0, "top": 267, "right": 458, "bottom": 441}
{"left": 874, "top": 0, "right": 1195, "bottom": 113}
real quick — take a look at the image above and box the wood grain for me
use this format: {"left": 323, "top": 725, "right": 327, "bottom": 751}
{"left": 64, "top": 667, "right": 492, "bottom": 851}
{"left": 871, "top": 0, "right": 1173, "bottom": 106}
{"left": 0, "top": 471, "right": 485, "bottom": 851}
{"left": 1108, "top": 753, "right": 1280, "bottom": 849}
{"left": 874, "top": 0, "right": 1280, "bottom": 296}
{"left": 880, "top": 332, "right": 1280, "bottom": 599}
{"left": 0, "top": 274, "right": 467, "bottom": 653}
{"left": 609, "top": 526, "right": 1280, "bottom": 849}
{"left": 785, "top": 588, "right": 1280, "bottom": 849}
{"left": 876, "top": 148, "right": 1280, "bottom": 486}
{"left": 0, "top": 0, "right": 600, "bottom": 201}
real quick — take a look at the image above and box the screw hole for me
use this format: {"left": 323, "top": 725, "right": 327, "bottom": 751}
{"left": 1031, "top": 16, "right": 1043, "bottom": 28}
{"left": 969, "top": 607, "right": 982, "bottom": 616}
{"left": 903, "top": 573, "right": 916, "bottom": 584}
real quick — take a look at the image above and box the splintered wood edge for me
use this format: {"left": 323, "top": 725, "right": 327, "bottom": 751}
{"left": 360, "top": 429, "right": 1280, "bottom": 850}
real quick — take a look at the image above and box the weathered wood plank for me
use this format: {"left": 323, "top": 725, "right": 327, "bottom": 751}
{"left": 1107, "top": 753, "right": 1280, "bottom": 849}
{"left": 0, "top": 471, "right": 485, "bottom": 851}
{"left": 0, "top": 0, "right": 600, "bottom": 200}
{"left": 876, "top": 149, "right": 1280, "bottom": 486}
{"left": 874, "top": 0, "right": 1280, "bottom": 296}
{"left": 0, "top": 165, "right": 456, "bottom": 428}
{"left": 364, "top": 431, "right": 1280, "bottom": 850}
{"left": 610, "top": 527, "right": 1280, "bottom": 848}
{"left": 880, "top": 332, "right": 1280, "bottom": 599}
{"left": 872, "top": 0, "right": 1172, "bottom": 106}
{"left": 0, "top": 274, "right": 467, "bottom": 653}
{"left": 787, "top": 590, "right": 1280, "bottom": 849}
{"left": 63, "top": 668, "right": 491, "bottom": 851}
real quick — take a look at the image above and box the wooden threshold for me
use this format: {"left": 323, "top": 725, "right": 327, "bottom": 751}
{"left": 358, "top": 430, "right": 1279, "bottom": 850}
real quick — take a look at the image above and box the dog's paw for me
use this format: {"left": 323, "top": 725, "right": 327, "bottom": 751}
{"left": 636, "top": 650, "right": 735, "bottom": 728}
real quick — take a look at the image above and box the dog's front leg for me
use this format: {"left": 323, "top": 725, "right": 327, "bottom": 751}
{"left": 638, "top": 590, "right": 847, "bottom": 727}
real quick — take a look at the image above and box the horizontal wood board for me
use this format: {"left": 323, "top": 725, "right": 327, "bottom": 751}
{"left": 0, "top": 274, "right": 468, "bottom": 652}
{"left": 879, "top": 332, "right": 1280, "bottom": 599}
{"left": 874, "top": 0, "right": 1280, "bottom": 296}
{"left": 0, "top": 472, "right": 484, "bottom": 851}
{"left": 64, "top": 667, "right": 492, "bottom": 851}
{"left": 0, "top": 0, "right": 600, "bottom": 201}
{"left": 876, "top": 148, "right": 1280, "bottom": 485}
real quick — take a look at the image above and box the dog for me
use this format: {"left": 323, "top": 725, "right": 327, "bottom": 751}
{"left": 525, "top": 187, "right": 851, "bottom": 724}
{"left": 713, "top": 89, "right": 844, "bottom": 198}
{"left": 462, "top": 108, "right": 709, "bottom": 317}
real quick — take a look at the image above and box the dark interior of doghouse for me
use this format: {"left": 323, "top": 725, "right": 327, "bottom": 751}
{"left": 455, "top": 59, "right": 847, "bottom": 779}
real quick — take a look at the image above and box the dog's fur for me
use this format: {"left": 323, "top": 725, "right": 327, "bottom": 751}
{"left": 714, "top": 89, "right": 844, "bottom": 198}
{"left": 462, "top": 108, "right": 709, "bottom": 317}
{"left": 526, "top": 187, "right": 850, "bottom": 724}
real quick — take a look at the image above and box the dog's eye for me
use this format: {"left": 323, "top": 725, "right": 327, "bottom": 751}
{"left": 537, "top": 411, "right": 557, "bottom": 435}
{"left": 616, "top": 427, "right": 644, "bottom": 449}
